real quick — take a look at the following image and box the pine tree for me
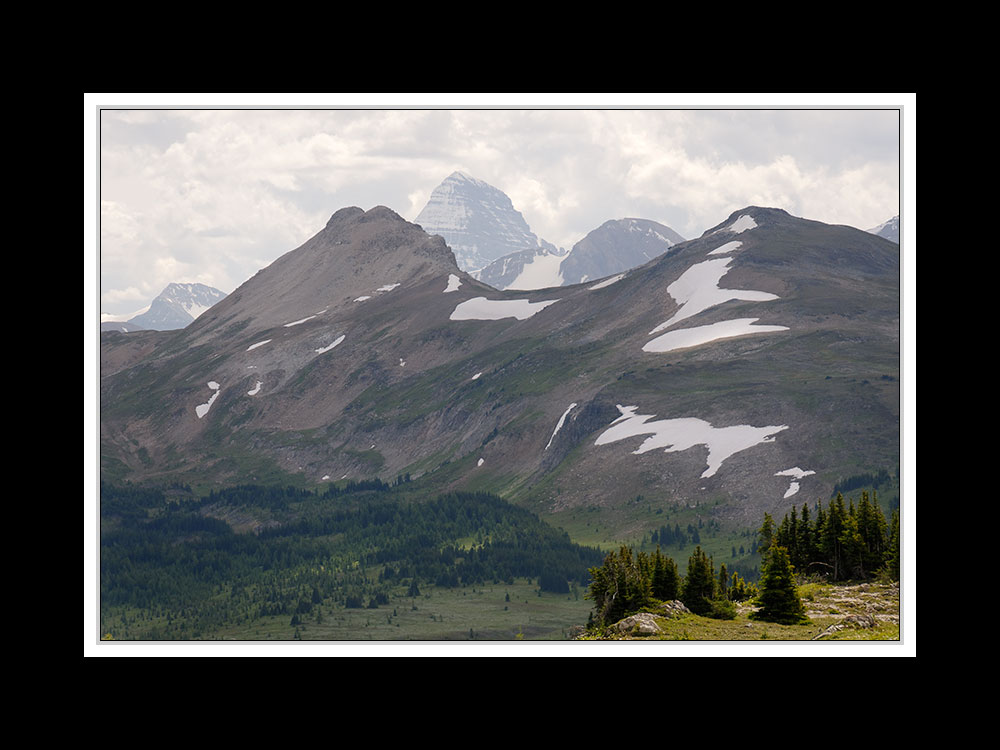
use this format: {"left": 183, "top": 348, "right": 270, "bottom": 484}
{"left": 586, "top": 546, "right": 652, "bottom": 626}
{"left": 885, "top": 509, "right": 901, "bottom": 580}
{"left": 680, "top": 546, "right": 717, "bottom": 615}
{"left": 651, "top": 547, "right": 680, "bottom": 601}
{"left": 750, "top": 546, "right": 808, "bottom": 625}
{"left": 758, "top": 513, "right": 776, "bottom": 560}
{"left": 796, "top": 503, "right": 817, "bottom": 572}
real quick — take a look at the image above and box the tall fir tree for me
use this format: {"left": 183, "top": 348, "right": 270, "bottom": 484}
{"left": 750, "top": 545, "right": 809, "bottom": 625}
{"left": 681, "top": 546, "right": 717, "bottom": 615}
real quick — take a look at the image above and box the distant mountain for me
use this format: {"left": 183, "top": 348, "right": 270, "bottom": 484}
{"left": 414, "top": 172, "right": 559, "bottom": 275}
{"left": 480, "top": 217, "right": 685, "bottom": 290}
{"left": 867, "top": 216, "right": 899, "bottom": 244}
{"left": 126, "top": 282, "right": 227, "bottom": 331}
{"left": 559, "top": 218, "right": 685, "bottom": 286}
{"left": 100, "top": 320, "right": 146, "bottom": 333}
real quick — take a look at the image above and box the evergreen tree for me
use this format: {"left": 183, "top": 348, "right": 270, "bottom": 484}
{"left": 758, "top": 513, "right": 775, "bottom": 560}
{"left": 586, "top": 546, "right": 652, "bottom": 626}
{"left": 650, "top": 546, "right": 680, "bottom": 601}
{"left": 796, "top": 503, "right": 817, "bottom": 572}
{"left": 750, "top": 546, "right": 808, "bottom": 625}
{"left": 680, "top": 546, "right": 716, "bottom": 616}
{"left": 884, "top": 509, "right": 901, "bottom": 580}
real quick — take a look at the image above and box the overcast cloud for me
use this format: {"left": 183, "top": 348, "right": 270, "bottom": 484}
{"left": 92, "top": 96, "right": 907, "bottom": 318}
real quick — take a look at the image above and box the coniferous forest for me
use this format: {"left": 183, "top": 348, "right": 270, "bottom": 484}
{"left": 99, "top": 480, "right": 605, "bottom": 640}
{"left": 100, "top": 476, "right": 900, "bottom": 640}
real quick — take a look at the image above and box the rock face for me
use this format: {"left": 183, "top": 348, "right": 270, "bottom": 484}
{"left": 414, "top": 172, "right": 558, "bottom": 274}
{"left": 127, "top": 282, "right": 227, "bottom": 331}
{"left": 560, "top": 218, "right": 685, "bottom": 286}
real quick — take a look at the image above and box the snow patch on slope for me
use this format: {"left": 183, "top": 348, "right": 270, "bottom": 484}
{"left": 644, "top": 318, "right": 789, "bottom": 353}
{"left": 650, "top": 257, "right": 778, "bottom": 334}
{"left": 506, "top": 251, "right": 565, "bottom": 290}
{"left": 545, "top": 403, "right": 578, "bottom": 450}
{"left": 315, "top": 334, "right": 345, "bottom": 354}
{"left": 775, "top": 467, "right": 816, "bottom": 498}
{"left": 195, "top": 381, "right": 221, "bottom": 418}
{"left": 450, "top": 296, "right": 559, "bottom": 321}
{"left": 589, "top": 273, "right": 625, "bottom": 290}
{"left": 595, "top": 404, "right": 788, "bottom": 478}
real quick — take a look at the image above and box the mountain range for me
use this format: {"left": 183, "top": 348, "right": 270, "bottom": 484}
{"left": 100, "top": 200, "right": 900, "bottom": 537}
{"left": 417, "top": 173, "right": 687, "bottom": 291}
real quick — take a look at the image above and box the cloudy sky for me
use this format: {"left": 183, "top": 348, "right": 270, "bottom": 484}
{"left": 90, "top": 94, "right": 911, "bottom": 319}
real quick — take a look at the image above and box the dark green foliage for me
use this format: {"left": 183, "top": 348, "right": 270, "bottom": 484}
{"left": 100, "top": 482, "right": 603, "bottom": 640}
{"left": 769, "top": 486, "right": 898, "bottom": 582}
{"left": 750, "top": 546, "right": 808, "bottom": 625}
{"left": 680, "top": 546, "right": 717, "bottom": 616}
{"left": 586, "top": 546, "right": 654, "bottom": 627}
{"left": 650, "top": 546, "right": 679, "bottom": 601}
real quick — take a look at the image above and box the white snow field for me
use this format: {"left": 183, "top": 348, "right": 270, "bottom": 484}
{"left": 708, "top": 240, "right": 743, "bottom": 256}
{"left": 545, "top": 403, "right": 578, "bottom": 450}
{"left": 471, "top": 372, "right": 482, "bottom": 380}
{"left": 775, "top": 467, "right": 816, "bottom": 498}
{"left": 711, "top": 214, "right": 757, "bottom": 235}
{"left": 195, "top": 381, "right": 221, "bottom": 418}
{"left": 443, "top": 274, "right": 462, "bottom": 293}
{"left": 246, "top": 339, "right": 271, "bottom": 351}
{"left": 589, "top": 273, "right": 625, "bottom": 290}
{"left": 477, "top": 458, "right": 485, "bottom": 467}
{"left": 284, "top": 314, "right": 317, "bottom": 327}
{"left": 450, "top": 296, "right": 559, "bottom": 321}
{"left": 643, "top": 318, "right": 789, "bottom": 353}
{"left": 247, "top": 381, "right": 262, "bottom": 396}
{"left": 354, "top": 296, "right": 371, "bottom": 302}
{"left": 650, "top": 257, "right": 778, "bottom": 334}
{"left": 315, "top": 334, "right": 345, "bottom": 354}
{"left": 507, "top": 251, "right": 565, "bottom": 290}
{"left": 377, "top": 283, "right": 401, "bottom": 292}
{"left": 595, "top": 404, "right": 788, "bottom": 478}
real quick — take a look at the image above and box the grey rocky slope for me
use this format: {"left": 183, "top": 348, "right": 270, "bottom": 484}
{"left": 414, "top": 171, "right": 559, "bottom": 275}
{"left": 100, "top": 205, "right": 900, "bottom": 536}
{"left": 127, "top": 282, "right": 228, "bottom": 331}
{"left": 559, "top": 218, "right": 686, "bottom": 286}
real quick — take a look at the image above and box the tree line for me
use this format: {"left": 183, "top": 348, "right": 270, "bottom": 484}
{"left": 585, "top": 488, "right": 901, "bottom": 630}
{"left": 758, "top": 491, "right": 899, "bottom": 582}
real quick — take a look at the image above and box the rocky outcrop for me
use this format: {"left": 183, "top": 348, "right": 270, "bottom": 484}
{"left": 812, "top": 613, "right": 879, "bottom": 640}
{"left": 610, "top": 613, "right": 663, "bottom": 637}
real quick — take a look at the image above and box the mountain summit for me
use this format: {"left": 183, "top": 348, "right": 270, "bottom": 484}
{"left": 125, "top": 282, "right": 227, "bottom": 331}
{"left": 414, "top": 172, "right": 558, "bottom": 274}
{"left": 559, "top": 218, "right": 685, "bottom": 287}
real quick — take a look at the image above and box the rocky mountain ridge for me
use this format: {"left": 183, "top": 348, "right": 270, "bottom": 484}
{"left": 100, "top": 203, "right": 900, "bottom": 536}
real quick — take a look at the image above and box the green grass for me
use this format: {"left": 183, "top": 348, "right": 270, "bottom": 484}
{"left": 206, "top": 579, "right": 591, "bottom": 641}
{"left": 581, "top": 580, "right": 900, "bottom": 642}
